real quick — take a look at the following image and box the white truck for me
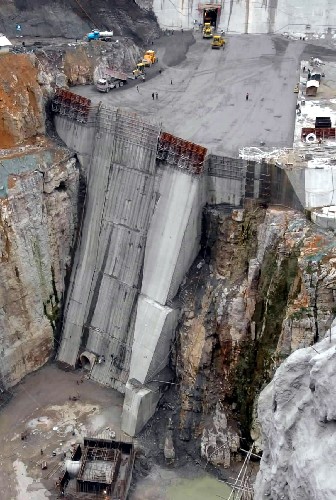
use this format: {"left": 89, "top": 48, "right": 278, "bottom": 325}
{"left": 96, "top": 69, "right": 129, "bottom": 92}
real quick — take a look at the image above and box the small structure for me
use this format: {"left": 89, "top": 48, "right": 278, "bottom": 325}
{"left": 0, "top": 34, "right": 12, "bottom": 54}
{"left": 76, "top": 434, "right": 135, "bottom": 499}
{"left": 306, "top": 80, "right": 319, "bottom": 96}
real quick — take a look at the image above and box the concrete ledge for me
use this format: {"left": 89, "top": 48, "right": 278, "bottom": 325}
{"left": 129, "top": 295, "right": 179, "bottom": 384}
{"left": 121, "top": 380, "right": 160, "bottom": 436}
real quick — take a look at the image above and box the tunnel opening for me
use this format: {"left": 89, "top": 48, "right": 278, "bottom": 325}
{"left": 79, "top": 351, "right": 96, "bottom": 370}
{"left": 203, "top": 7, "right": 219, "bottom": 28}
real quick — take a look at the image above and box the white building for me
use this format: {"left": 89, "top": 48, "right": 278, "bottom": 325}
{"left": 0, "top": 34, "right": 12, "bottom": 54}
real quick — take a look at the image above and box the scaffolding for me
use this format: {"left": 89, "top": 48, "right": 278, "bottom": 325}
{"left": 52, "top": 87, "right": 92, "bottom": 123}
{"left": 227, "top": 447, "right": 255, "bottom": 500}
{"left": 157, "top": 132, "right": 207, "bottom": 175}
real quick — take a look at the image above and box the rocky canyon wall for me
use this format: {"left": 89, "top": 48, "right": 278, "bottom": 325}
{"left": 168, "top": 205, "right": 336, "bottom": 468}
{"left": 255, "top": 324, "right": 336, "bottom": 500}
{"left": 0, "top": 53, "right": 80, "bottom": 389}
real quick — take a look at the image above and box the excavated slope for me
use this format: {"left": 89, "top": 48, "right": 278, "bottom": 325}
{"left": 0, "top": 0, "right": 160, "bottom": 42}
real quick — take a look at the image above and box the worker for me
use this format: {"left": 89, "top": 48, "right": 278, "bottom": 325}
{"left": 170, "top": 79, "right": 173, "bottom": 85}
{"left": 136, "top": 85, "right": 139, "bottom": 93}
{"left": 246, "top": 93, "right": 249, "bottom": 101}
{"left": 40, "top": 449, "right": 43, "bottom": 456}
{"left": 152, "top": 92, "right": 155, "bottom": 100}
{"left": 303, "top": 66, "right": 306, "bottom": 72}
{"left": 155, "top": 92, "right": 158, "bottom": 99}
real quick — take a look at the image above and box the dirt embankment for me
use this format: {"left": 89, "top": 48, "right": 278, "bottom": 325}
{"left": 0, "top": 53, "right": 45, "bottom": 148}
{"left": 0, "top": 0, "right": 160, "bottom": 43}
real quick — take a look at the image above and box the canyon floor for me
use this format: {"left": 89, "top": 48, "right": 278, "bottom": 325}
{"left": 0, "top": 366, "right": 233, "bottom": 499}
{"left": 74, "top": 31, "right": 336, "bottom": 157}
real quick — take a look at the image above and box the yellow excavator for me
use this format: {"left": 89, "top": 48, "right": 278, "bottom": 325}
{"left": 211, "top": 35, "right": 225, "bottom": 49}
{"left": 203, "top": 22, "right": 213, "bottom": 39}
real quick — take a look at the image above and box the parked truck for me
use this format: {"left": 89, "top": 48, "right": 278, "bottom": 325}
{"left": 203, "top": 23, "right": 213, "bottom": 39}
{"left": 211, "top": 35, "right": 225, "bottom": 49}
{"left": 87, "top": 29, "right": 114, "bottom": 42}
{"left": 142, "top": 50, "right": 156, "bottom": 66}
{"left": 96, "top": 70, "right": 128, "bottom": 92}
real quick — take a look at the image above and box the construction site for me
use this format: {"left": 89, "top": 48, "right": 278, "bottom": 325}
{"left": 1, "top": 1, "right": 336, "bottom": 499}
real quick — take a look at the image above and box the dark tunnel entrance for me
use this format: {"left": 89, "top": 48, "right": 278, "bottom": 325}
{"left": 203, "top": 7, "right": 219, "bottom": 28}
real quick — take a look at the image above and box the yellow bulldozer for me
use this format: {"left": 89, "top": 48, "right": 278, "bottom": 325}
{"left": 211, "top": 35, "right": 225, "bottom": 49}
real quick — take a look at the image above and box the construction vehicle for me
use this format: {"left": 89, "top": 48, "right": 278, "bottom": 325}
{"left": 203, "top": 22, "right": 213, "bottom": 39}
{"left": 142, "top": 50, "right": 156, "bottom": 66}
{"left": 96, "top": 69, "right": 128, "bottom": 92}
{"left": 132, "top": 62, "right": 146, "bottom": 78}
{"left": 87, "top": 29, "right": 114, "bottom": 42}
{"left": 211, "top": 35, "right": 225, "bottom": 49}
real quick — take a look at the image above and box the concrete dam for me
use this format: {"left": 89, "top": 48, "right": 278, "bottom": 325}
{"left": 54, "top": 89, "right": 303, "bottom": 436}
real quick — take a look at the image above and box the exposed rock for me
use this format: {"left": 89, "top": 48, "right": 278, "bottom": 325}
{"left": 0, "top": 54, "right": 45, "bottom": 148}
{"left": 255, "top": 323, "right": 336, "bottom": 500}
{"left": 201, "top": 402, "right": 240, "bottom": 468}
{"left": 164, "top": 429, "right": 175, "bottom": 461}
{"left": 0, "top": 0, "right": 161, "bottom": 42}
{"left": 0, "top": 144, "right": 79, "bottom": 388}
{"left": 174, "top": 206, "right": 336, "bottom": 466}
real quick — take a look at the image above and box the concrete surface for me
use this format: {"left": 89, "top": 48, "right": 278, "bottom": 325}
{"left": 75, "top": 33, "right": 305, "bottom": 157}
{"left": 152, "top": 0, "right": 336, "bottom": 35}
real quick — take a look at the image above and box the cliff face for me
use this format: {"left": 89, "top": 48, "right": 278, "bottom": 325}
{"left": 0, "top": 51, "right": 80, "bottom": 389}
{"left": 173, "top": 206, "right": 336, "bottom": 467}
{"left": 0, "top": 53, "right": 45, "bottom": 148}
{"left": 255, "top": 325, "right": 336, "bottom": 500}
{"left": 0, "top": 145, "right": 79, "bottom": 388}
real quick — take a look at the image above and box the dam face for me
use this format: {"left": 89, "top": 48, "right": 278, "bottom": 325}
{"left": 152, "top": 0, "right": 336, "bottom": 34}
{"left": 54, "top": 92, "right": 303, "bottom": 435}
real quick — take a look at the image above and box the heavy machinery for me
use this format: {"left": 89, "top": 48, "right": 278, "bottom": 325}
{"left": 203, "top": 22, "right": 213, "bottom": 39}
{"left": 132, "top": 62, "right": 146, "bottom": 77}
{"left": 87, "top": 29, "right": 114, "bottom": 42}
{"left": 211, "top": 35, "right": 225, "bottom": 48}
{"left": 96, "top": 69, "right": 128, "bottom": 92}
{"left": 142, "top": 50, "right": 156, "bottom": 66}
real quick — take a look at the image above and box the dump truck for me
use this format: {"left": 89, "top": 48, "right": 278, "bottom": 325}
{"left": 96, "top": 70, "right": 128, "bottom": 92}
{"left": 87, "top": 29, "right": 114, "bottom": 41}
{"left": 211, "top": 35, "right": 225, "bottom": 48}
{"left": 142, "top": 50, "right": 156, "bottom": 66}
{"left": 203, "top": 22, "right": 213, "bottom": 39}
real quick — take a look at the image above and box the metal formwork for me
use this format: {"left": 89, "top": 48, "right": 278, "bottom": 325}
{"left": 157, "top": 132, "right": 207, "bottom": 175}
{"left": 52, "top": 87, "right": 92, "bottom": 123}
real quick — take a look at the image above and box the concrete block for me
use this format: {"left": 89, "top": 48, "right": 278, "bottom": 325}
{"left": 121, "top": 381, "right": 160, "bottom": 436}
{"left": 129, "top": 295, "right": 179, "bottom": 384}
{"left": 142, "top": 168, "right": 202, "bottom": 305}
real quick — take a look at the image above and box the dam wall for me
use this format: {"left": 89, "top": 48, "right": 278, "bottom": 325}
{"left": 152, "top": 0, "right": 336, "bottom": 34}
{"left": 53, "top": 92, "right": 306, "bottom": 435}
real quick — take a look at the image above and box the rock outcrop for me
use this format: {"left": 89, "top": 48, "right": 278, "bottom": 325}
{"left": 0, "top": 143, "right": 79, "bottom": 388}
{"left": 0, "top": 54, "right": 45, "bottom": 148}
{"left": 255, "top": 324, "right": 336, "bottom": 500}
{"left": 173, "top": 205, "right": 336, "bottom": 467}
